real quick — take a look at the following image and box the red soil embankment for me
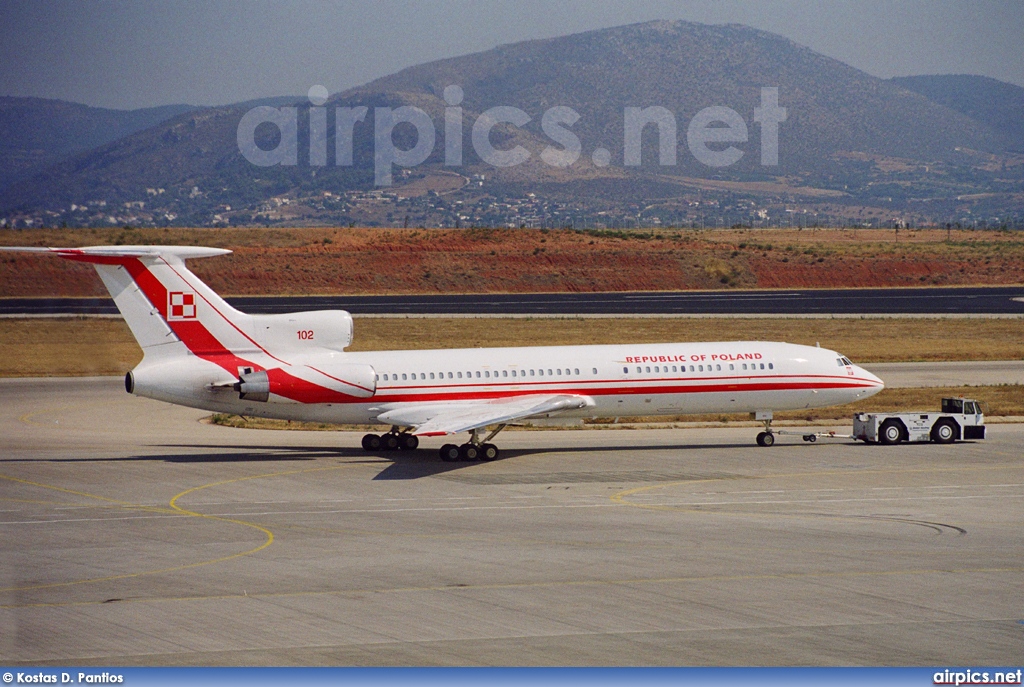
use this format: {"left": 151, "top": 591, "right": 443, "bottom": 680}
{"left": 1, "top": 227, "right": 1022, "bottom": 297}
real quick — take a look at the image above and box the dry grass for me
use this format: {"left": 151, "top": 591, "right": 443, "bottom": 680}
{"left": 348, "top": 317, "right": 1024, "bottom": 362}
{"left": 0, "top": 318, "right": 143, "bottom": 377}
{"left": 1, "top": 316, "right": 1022, "bottom": 378}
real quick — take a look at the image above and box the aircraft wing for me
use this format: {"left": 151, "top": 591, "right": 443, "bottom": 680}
{"left": 374, "top": 394, "right": 594, "bottom": 437}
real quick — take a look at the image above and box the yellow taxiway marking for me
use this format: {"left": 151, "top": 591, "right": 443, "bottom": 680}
{"left": 17, "top": 402, "right": 123, "bottom": 428}
{"left": 18, "top": 406, "right": 74, "bottom": 427}
{"left": 0, "top": 464, "right": 357, "bottom": 594}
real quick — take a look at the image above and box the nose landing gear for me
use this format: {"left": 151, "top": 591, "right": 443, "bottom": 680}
{"left": 754, "top": 412, "right": 775, "bottom": 447}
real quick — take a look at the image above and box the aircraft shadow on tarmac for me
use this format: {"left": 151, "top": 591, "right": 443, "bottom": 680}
{"left": 367, "top": 442, "right": 769, "bottom": 480}
{"left": 1, "top": 440, "right": 851, "bottom": 478}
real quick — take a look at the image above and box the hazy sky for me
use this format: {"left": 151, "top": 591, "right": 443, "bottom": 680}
{"left": 2, "top": 0, "right": 1022, "bottom": 110}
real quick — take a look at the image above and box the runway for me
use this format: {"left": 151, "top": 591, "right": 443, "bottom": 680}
{"left": 1, "top": 378, "right": 1022, "bottom": 666}
{"left": 4, "top": 285, "right": 1024, "bottom": 316}
{"left": 863, "top": 360, "right": 1024, "bottom": 388}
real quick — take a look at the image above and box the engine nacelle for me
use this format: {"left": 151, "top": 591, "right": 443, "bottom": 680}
{"left": 235, "top": 361, "right": 376, "bottom": 403}
{"left": 250, "top": 310, "right": 354, "bottom": 352}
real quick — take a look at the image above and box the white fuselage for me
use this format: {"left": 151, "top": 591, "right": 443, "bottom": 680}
{"left": 132, "top": 339, "right": 883, "bottom": 426}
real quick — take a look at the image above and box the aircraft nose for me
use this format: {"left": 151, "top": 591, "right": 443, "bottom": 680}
{"left": 859, "top": 366, "right": 885, "bottom": 389}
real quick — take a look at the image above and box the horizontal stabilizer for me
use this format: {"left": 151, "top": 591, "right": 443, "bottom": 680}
{"left": 0, "top": 245, "right": 232, "bottom": 262}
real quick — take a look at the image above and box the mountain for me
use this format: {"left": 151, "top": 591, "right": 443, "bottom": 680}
{"left": 350, "top": 21, "right": 1004, "bottom": 172}
{"left": 0, "top": 98, "right": 197, "bottom": 191}
{"left": 889, "top": 74, "right": 1024, "bottom": 152}
{"left": 2, "top": 21, "right": 1022, "bottom": 228}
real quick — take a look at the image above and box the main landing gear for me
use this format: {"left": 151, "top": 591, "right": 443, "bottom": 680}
{"left": 360, "top": 424, "right": 507, "bottom": 462}
{"left": 439, "top": 425, "right": 507, "bottom": 462}
{"left": 361, "top": 427, "right": 419, "bottom": 452}
{"left": 755, "top": 413, "right": 775, "bottom": 447}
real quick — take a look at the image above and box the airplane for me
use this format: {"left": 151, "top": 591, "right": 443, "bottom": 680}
{"left": 2, "top": 245, "right": 884, "bottom": 460}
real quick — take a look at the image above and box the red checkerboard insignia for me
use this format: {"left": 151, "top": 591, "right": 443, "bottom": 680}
{"left": 167, "top": 291, "right": 197, "bottom": 320}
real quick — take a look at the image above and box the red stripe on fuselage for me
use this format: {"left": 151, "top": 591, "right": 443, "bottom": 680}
{"left": 264, "top": 368, "right": 367, "bottom": 404}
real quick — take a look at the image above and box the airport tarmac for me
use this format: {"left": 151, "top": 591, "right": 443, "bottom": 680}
{"left": 1, "top": 377, "right": 1022, "bottom": 666}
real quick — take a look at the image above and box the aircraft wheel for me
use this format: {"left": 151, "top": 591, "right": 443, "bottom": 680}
{"left": 756, "top": 431, "right": 775, "bottom": 447}
{"left": 399, "top": 433, "right": 419, "bottom": 450}
{"left": 439, "top": 444, "right": 460, "bottom": 462}
{"left": 879, "top": 419, "right": 904, "bottom": 445}
{"left": 380, "top": 433, "right": 401, "bottom": 451}
{"left": 361, "top": 433, "right": 381, "bottom": 451}
{"left": 480, "top": 443, "right": 499, "bottom": 461}
{"left": 460, "top": 443, "right": 480, "bottom": 461}
{"left": 804, "top": 434, "right": 816, "bottom": 443}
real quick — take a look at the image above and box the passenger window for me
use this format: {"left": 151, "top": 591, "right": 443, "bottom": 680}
{"left": 530, "top": 369, "right": 535, "bottom": 376}
{"left": 654, "top": 366, "right": 659, "bottom": 373}
{"left": 503, "top": 370, "right": 508, "bottom": 377}
{"left": 760, "top": 363, "right": 765, "bottom": 370}
{"left": 672, "top": 365, "right": 677, "bottom": 372}
{"left": 729, "top": 364, "right": 734, "bottom": 370}
{"left": 768, "top": 363, "right": 773, "bottom": 370}
{"left": 574, "top": 368, "right": 580, "bottom": 375}
{"left": 448, "top": 372, "right": 453, "bottom": 379}
{"left": 557, "top": 369, "right": 562, "bottom": 375}
{"left": 699, "top": 365, "right": 704, "bottom": 372}
{"left": 742, "top": 363, "right": 747, "bottom": 370}
{"left": 716, "top": 364, "right": 721, "bottom": 371}
{"left": 476, "top": 371, "right": 481, "bottom": 378}
{"left": 429, "top": 373, "right": 434, "bottom": 379}
{"left": 401, "top": 373, "right": 407, "bottom": 380}
{"left": 689, "top": 365, "right": 695, "bottom": 372}
{"left": 636, "top": 367, "right": 641, "bottom": 373}
{"left": 548, "top": 369, "right": 553, "bottom": 376}
{"left": 593, "top": 368, "right": 598, "bottom": 374}
{"left": 420, "top": 373, "right": 426, "bottom": 380}
{"left": 623, "top": 367, "right": 628, "bottom": 374}
{"left": 457, "top": 372, "right": 462, "bottom": 379}
{"left": 645, "top": 366, "right": 651, "bottom": 373}
{"left": 539, "top": 369, "right": 544, "bottom": 376}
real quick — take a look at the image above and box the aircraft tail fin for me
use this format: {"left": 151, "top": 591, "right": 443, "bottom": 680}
{"left": 3, "top": 246, "right": 364, "bottom": 401}
{"left": 5, "top": 245, "right": 375, "bottom": 404}
{"left": 2, "top": 245, "right": 246, "bottom": 360}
